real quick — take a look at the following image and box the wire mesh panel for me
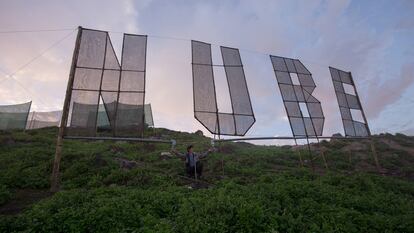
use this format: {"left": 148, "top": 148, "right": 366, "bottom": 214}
{"left": 192, "top": 40, "right": 255, "bottom": 136}
{"left": 144, "top": 104, "right": 154, "bottom": 127}
{"left": 0, "top": 101, "right": 31, "bottom": 130}
{"left": 329, "top": 67, "right": 369, "bottom": 137}
{"left": 270, "top": 55, "right": 325, "bottom": 137}
{"left": 65, "top": 28, "right": 147, "bottom": 137}
{"left": 96, "top": 103, "right": 153, "bottom": 129}
{"left": 26, "top": 111, "right": 62, "bottom": 129}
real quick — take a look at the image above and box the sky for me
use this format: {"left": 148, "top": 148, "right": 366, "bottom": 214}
{"left": 0, "top": 0, "right": 413, "bottom": 143}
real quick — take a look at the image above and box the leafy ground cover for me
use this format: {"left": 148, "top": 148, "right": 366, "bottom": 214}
{"left": 0, "top": 128, "right": 413, "bottom": 232}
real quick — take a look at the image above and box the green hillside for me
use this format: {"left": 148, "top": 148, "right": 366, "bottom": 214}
{"left": 0, "top": 128, "right": 413, "bottom": 232}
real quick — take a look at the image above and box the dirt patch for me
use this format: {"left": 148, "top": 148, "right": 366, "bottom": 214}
{"left": 0, "top": 189, "right": 52, "bottom": 215}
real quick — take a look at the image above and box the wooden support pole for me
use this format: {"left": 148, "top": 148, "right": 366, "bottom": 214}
{"left": 369, "top": 138, "right": 382, "bottom": 173}
{"left": 294, "top": 139, "right": 303, "bottom": 168}
{"left": 306, "top": 138, "right": 315, "bottom": 173}
{"left": 297, "top": 149, "right": 304, "bottom": 168}
{"left": 50, "top": 27, "right": 82, "bottom": 192}
{"left": 320, "top": 147, "right": 329, "bottom": 170}
{"left": 350, "top": 71, "right": 381, "bottom": 174}
{"left": 221, "top": 158, "right": 224, "bottom": 176}
{"left": 315, "top": 138, "right": 328, "bottom": 170}
{"left": 194, "top": 161, "right": 198, "bottom": 181}
{"left": 348, "top": 149, "right": 352, "bottom": 169}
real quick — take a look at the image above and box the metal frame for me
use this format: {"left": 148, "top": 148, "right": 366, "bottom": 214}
{"left": 64, "top": 135, "right": 173, "bottom": 143}
{"left": 269, "top": 55, "right": 326, "bottom": 170}
{"left": 213, "top": 136, "right": 369, "bottom": 142}
{"left": 269, "top": 55, "right": 325, "bottom": 138}
{"left": 51, "top": 27, "right": 165, "bottom": 192}
{"left": 191, "top": 40, "right": 221, "bottom": 136}
{"left": 67, "top": 28, "right": 147, "bottom": 137}
{"left": 329, "top": 67, "right": 370, "bottom": 136}
{"left": 329, "top": 66, "right": 381, "bottom": 171}
{"left": 191, "top": 40, "right": 256, "bottom": 136}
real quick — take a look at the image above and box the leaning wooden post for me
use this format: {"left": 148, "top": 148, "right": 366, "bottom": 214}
{"left": 50, "top": 27, "right": 82, "bottom": 192}
{"left": 350, "top": 72, "right": 381, "bottom": 174}
{"left": 294, "top": 139, "right": 304, "bottom": 168}
{"left": 320, "top": 145, "right": 329, "bottom": 170}
{"left": 348, "top": 148, "right": 352, "bottom": 169}
{"left": 369, "top": 138, "right": 381, "bottom": 173}
{"left": 297, "top": 150, "right": 304, "bottom": 168}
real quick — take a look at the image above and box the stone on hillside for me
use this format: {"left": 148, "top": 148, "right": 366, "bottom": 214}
{"left": 195, "top": 130, "right": 204, "bottom": 136}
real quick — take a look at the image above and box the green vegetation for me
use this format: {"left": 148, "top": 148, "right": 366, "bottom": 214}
{"left": 0, "top": 128, "right": 413, "bottom": 232}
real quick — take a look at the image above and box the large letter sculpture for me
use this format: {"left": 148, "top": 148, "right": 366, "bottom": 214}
{"left": 66, "top": 28, "right": 147, "bottom": 137}
{"left": 192, "top": 40, "right": 255, "bottom": 136}
{"left": 270, "top": 55, "right": 324, "bottom": 138}
{"left": 329, "top": 67, "right": 370, "bottom": 137}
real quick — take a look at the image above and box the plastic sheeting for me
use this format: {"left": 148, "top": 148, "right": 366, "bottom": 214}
{"left": 191, "top": 40, "right": 255, "bottom": 136}
{"left": 0, "top": 101, "right": 31, "bottom": 130}
{"left": 329, "top": 67, "right": 369, "bottom": 137}
{"left": 270, "top": 55, "right": 324, "bottom": 137}
{"left": 66, "top": 28, "right": 147, "bottom": 137}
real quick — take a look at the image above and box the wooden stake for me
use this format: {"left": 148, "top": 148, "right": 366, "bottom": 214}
{"left": 50, "top": 27, "right": 82, "bottom": 192}
{"left": 320, "top": 147, "right": 329, "bottom": 170}
{"left": 294, "top": 140, "right": 303, "bottom": 168}
{"left": 316, "top": 138, "right": 328, "bottom": 170}
{"left": 369, "top": 138, "right": 382, "bottom": 173}
{"left": 297, "top": 150, "right": 304, "bottom": 168}
{"left": 350, "top": 72, "right": 381, "bottom": 174}
{"left": 306, "top": 138, "right": 315, "bottom": 173}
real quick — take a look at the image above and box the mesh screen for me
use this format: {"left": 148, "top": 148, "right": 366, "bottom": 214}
{"left": 192, "top": 41, "right": 255, "bottom": 136}
{"left": 270, "top": 55, "right": 324, "bottom": 137}
{"left": 0, "top": 101, "right": 31, "bottom": 130}
{"left": 96, "top": 103, "right": 153, "bottom": 129}
{"left": 329, "top": 67, "right": 370, "bottom": 137}
{"left": 26, "top": 111, "right": 61, "bottom": 129}
{"left": 290, "top": 117, "right": 306, "bottom": 136}
{"left": 23, "top": 105, "right": 152, "bottom": 131}
{"left": 97, "top": 104, "right": 110, "bottom": 129}
{"left": 65, "top": 28, "right": 147, "bottom": 137}
{"left": 144, "top": 104, "right": 154, "bottom": 127}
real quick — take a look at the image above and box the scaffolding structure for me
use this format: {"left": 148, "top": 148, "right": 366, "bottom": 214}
{"left": 51, "top": 27, "right": 173, "bottom": 192}
{"left": 329, "top": 66, "right": 381, "bottom": 171}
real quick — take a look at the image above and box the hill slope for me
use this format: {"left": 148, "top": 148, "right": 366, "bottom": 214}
{"left": 0, "top": 128, "right": 413, "bottom": 232}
